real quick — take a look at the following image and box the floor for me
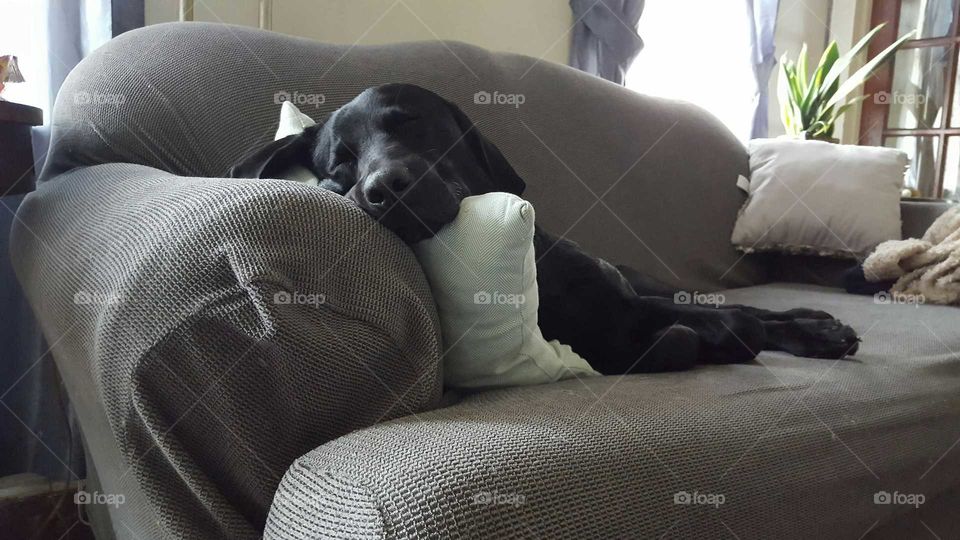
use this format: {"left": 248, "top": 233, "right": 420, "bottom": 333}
{"left": 0, "top": 474, "right": 95, "bottom": 540}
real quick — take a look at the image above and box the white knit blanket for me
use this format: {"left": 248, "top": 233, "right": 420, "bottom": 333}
{"left": 863, "top": 206, "right": 960, "bottom": 305}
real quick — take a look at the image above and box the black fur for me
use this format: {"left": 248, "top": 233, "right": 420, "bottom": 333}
{"left": 229, "top": 83, "right": 860, "bottom": 374}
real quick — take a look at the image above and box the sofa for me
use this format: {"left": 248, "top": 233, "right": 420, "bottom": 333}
{"left": 12, "top": 22, "right": 960, "bottom": 539}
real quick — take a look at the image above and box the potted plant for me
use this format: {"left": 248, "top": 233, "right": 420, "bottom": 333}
{"left": 778, "top": 24, "right": 914, "bottom": 142}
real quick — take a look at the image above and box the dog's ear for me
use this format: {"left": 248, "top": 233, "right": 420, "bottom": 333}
{"left": 227, "top": 125, "right": 320, "bottom": 179}
{"left": 443, "top": 99, "right": 526, "bottom": 195}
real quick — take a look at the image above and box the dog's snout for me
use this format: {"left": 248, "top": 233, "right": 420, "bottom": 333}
{"left": 344, "top": 154, "right": 462, "bottom": 243}
{"left": 362, "top": 167, "right": 413, "bottom": 207}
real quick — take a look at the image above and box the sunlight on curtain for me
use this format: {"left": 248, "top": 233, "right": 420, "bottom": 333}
{"left": 626, "top": 1, "right": 757, "bottom": 142}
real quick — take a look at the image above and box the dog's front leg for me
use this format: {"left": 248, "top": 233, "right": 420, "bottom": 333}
{"left": 533, "top": 226, "right": 698, "bottom": 374}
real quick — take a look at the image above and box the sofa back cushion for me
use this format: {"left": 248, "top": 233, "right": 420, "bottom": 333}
{"left": 44, "top": 22, "right": 762, "bottom": 291}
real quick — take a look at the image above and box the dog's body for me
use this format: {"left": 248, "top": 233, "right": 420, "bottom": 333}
{"left": 230, "top": 83, "right": 859, "bottom": 373}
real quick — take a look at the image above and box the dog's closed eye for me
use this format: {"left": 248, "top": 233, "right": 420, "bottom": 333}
{"left": 332, "top": 144, "right": 356, "bottom": 169}
{"left": 381, "top": 108, "right": 419, "bottom": 129}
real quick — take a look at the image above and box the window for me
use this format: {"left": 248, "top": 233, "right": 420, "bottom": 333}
{"left": 0, "top": 1, "right": 49, "bottom": 117}
{"left": 626, "top": 1, "right": 757, "bottom": 142}
{"left": 862, "top": 0, "right": 960, "bottom": 200}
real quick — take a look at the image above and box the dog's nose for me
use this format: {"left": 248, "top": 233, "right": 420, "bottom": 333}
{"left": 362, "top": 167, "right": 414, "bottom": 208}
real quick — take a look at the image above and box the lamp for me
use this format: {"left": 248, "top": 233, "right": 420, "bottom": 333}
{"left": 0, "top": 55, "right": 25, "bottom": 99}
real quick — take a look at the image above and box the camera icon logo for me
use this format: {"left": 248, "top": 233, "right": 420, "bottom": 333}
{"left": 473, "top": 90, "right": 492, "bottom": 105}
{"left": 273, "top": 291, "right": 292, "bottom": 304}
{"left": 874, "top": 491, "right": 891, "bottom": 504}
{"left": 673, "top": 291, "right": 691, "bottom": 305}
{"left": 73, "top": 291, "right": 92, "bottom": 305}
{"left": 273, "top": 90, "right": 291, "bottom": 104}
{"left": 75, "top": 490, "right": 92, "bottom": 505}
{"left": 474, "top": 291, "right": 492, "bottom": 305}
{"left": 874, "top": 91, "right": 891, "bottom": 105}
{"left": 472, "top": 491, "right": 492, "bottom": 505}
{"left": 874, "top": 291, "right": 891, "bottom": 305}
{"left": 673, "top": 491, "right": 691, "bottom": 505}
{"left": 73, "top": 92, "right": 91, "bottom": 105}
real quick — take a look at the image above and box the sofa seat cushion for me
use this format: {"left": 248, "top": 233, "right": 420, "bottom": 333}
{"left": 265, "top": 283, "right": 960, "bottom": 539}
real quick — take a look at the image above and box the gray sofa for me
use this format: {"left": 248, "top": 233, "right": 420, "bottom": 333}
{"left": 12, "top": 22, "right": 960, "bottom": 539}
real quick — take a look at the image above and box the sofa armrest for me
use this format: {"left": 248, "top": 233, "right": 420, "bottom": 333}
{"left": 265, "top": 370, "right": 958, "bottom": 540}
{"left": 901, "top": 199, "right": 955, "bottom": 240}
{"left": 11, "top": 163, "right": 442, "bottom": 539}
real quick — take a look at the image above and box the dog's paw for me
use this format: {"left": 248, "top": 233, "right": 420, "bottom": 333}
{"left": 776, "top": 318, "right": 860, "bottom": 359}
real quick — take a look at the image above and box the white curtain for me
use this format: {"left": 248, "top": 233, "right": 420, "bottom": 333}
{"left": 746, "top": 0, "right": 781, "bottom": 139}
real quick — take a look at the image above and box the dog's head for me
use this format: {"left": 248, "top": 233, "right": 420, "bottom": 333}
{"left": 229, "top": 83, "right": 526, "bottom": 243}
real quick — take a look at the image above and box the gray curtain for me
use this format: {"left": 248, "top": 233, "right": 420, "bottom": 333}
{"left": 569, "top": 0, "right": 645, "bottom": 84}
{"left": 747, "top": 0, "right": 780, "bottom": 139}
{"left": 1, "top": 0, "right": 143, "bottom": 483}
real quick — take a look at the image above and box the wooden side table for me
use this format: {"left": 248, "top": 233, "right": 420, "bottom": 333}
{"left": 0, "top": 101, "right": 43, "bottom": 195}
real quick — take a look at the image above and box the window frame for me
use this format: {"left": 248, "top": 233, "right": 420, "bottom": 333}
{"left": 861, "top": 0, "right": 960, "bottom": 198}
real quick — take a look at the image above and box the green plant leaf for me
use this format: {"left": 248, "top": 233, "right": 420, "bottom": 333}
{"left": 824, "top": 29, "right": 917, "bottom": 110}
{"left": 796, "top": 43, "right": 809, "bottom": 94}
{"left": 809, "top": 120, "right": 828, "bottom": 137}
{"left": 835, "top": 95, "right": 870, "bottom": 120}
{"left": 801, "top": 42, "right": 840, "bottom": 118}
{"left": 782, "top": 60, "right": 806, "bottom": 135}
{"left": 813, "top": 41, "right": 840, "bottom": 90}
{"left": 817, "top": 23, "right": 889, "bottom": 103}
{"left": 778, "top": 55, "right": 794, "bottom": 133}
{"left": 785, "top": 63, "right": 804, "bottom": 106}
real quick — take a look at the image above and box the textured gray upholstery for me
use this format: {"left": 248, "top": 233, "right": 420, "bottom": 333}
{"left": 18, "top": 23, "right": 764, "bottom": 536}
{"left": 42, "top": 22, "right": 763, "bottom": 291}
{"left": 13, "top": 164, "right": 442, "bottom": 538}
{"left": 15, "top": 20, "right": 953, "bottom": 540}
{"left": 267, "top": 284, "right": 960, "bottom": 539}
{"left": 901, "top": 199, "right": 955, "bottom": 240}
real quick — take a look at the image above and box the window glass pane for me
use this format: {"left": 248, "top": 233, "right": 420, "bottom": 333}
{"left": 885, "top": 136, "right": 942, "bottom": 197}
{"left": 945, "top": 137, "right": 960, "bottom": 201}
{"left": 899, "top": 0, "right": 956, "bottom": 39}
{"left": 626, "top": 2, "right": 754, "bottom": 141}
{"left": 886, "top": 46, "right": 952, "bottom": 129}
{"left": 952, "top": 54, "right": 960, "bottom": 127}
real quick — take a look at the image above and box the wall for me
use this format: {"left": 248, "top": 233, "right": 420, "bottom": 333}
{"left": 829, "top": 0, "right": 874, "bottom": 144}
{"left": 148, "top": 0, "right": 872, "bottom": 141}
{"left": 145, "top": 0, "right": 573, "bottom": 65}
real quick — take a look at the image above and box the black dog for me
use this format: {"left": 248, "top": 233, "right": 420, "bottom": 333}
{"left": 230, "top": 83, "right": 859, "bottom": 374}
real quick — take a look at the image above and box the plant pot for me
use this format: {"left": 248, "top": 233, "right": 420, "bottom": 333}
{"left": 775, "top": 134, "right": 842, "bottom": 144}
{"left": 798, "top": 131, "right": 840, "bottom": 144}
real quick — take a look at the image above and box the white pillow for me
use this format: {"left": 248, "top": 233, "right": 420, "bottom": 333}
{"left": 731, "top": 139, "right": 907, "bottom": 258}
{"left": 414, "top": 193, "right": 599, "bottom": 389}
